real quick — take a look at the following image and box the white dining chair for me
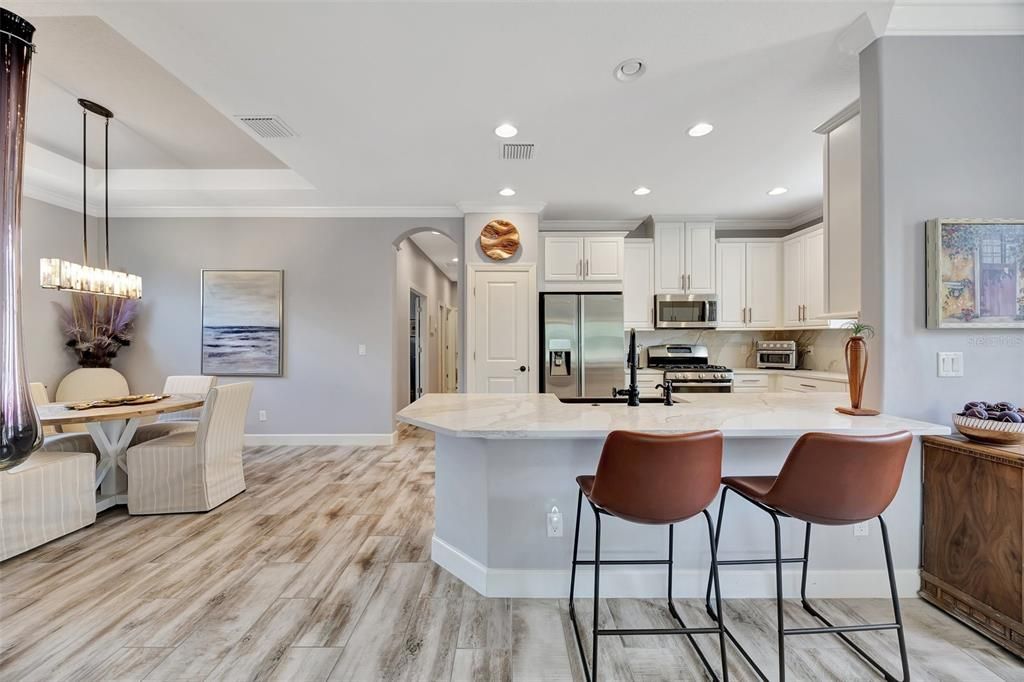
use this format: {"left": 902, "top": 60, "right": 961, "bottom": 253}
{"left": 132, "top": 375, "right": 217, "bottom": 445}
{"left": 55, "top": 369, "right": 130, "bottom": 433}
{"left": 30, "top": 381, "right": 99, "bottom": 456}
{"left": 0, "top": 451, "right": 96, "bottom": 561}
{"left": 126, "top": 382, "right": 252, "bottom": 514}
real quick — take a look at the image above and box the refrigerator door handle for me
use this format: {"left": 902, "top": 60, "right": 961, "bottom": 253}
{"left": 579, "top": 296, "right": 586, "bottom": 396}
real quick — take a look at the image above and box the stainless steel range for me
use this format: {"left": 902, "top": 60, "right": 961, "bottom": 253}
{"left": 646, "top": 344, "right": 733, "bottom": 393}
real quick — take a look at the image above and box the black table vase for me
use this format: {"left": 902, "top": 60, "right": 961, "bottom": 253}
{"left": 1, "top": 9, "right": 42, "bottom": 470}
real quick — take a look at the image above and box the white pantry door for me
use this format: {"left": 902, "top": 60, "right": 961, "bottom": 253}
{"left": 473, "top": 269, "right": 531, "bottom": 393}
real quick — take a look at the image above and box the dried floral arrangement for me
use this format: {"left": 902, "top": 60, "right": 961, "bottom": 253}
{"left": 54, "top": 294, "right": 139, "bottom": 368}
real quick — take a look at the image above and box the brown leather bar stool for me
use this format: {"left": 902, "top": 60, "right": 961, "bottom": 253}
{"left": 570, "top": 430, "right": 729, "bottom": 682}
{"left": 704, "top": 431, "right": 913, "bottom": 682}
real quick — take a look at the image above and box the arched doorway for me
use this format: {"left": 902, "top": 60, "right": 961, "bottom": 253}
{"left": 393, "top": 228, "right": 461, "bottom": 416}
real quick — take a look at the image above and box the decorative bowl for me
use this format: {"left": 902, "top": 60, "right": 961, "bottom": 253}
{"left": 953, "top": 413, "right": 1024, "bottom": 445}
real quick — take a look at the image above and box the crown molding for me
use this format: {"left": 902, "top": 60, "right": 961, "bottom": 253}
{"left": 456, "top": 201, "right": 547, "bottom": 215}
{"left": 539, "top": 219, "right": 644, "bottom": 232}
{"left": 105, "top": 205, "right": 465, "bottom": 219}
{"left": 788, "top": 207, "right": 824, "bottom": 228}
{"left": 885, "top": 1, "right": 1024, "bottom": 36}
{"left": 714, "top": 218, "right": 793, "bottom": 232}
{"left": 814, "top": 100, "right": 860, "bottom": 135}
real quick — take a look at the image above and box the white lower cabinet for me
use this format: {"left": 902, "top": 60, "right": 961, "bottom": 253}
{"left": 623, "top": 240, "right": 654, "bottom": 330}
{"left": 625, "top": 370, "right": 663, "bottom": 398}
{"left": 716, "top": 240, "right": 780, "bottom": 329}
{"left": 732, "top": 373, "right": 774, "bottom": 393}
{"left": 779, "top": 375, "right": 848, "bottom": 393}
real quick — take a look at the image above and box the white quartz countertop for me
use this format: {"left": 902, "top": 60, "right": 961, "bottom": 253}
{"left": 397, "top": 393, "right": 950, "bottom": 440}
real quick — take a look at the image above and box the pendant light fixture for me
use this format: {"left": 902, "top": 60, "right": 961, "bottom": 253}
{"left": 39, "top": 99, "right": 142, "bottom": 299}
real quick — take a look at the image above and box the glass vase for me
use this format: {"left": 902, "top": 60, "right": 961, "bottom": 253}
{"left": 1, "top": 9, "right": 42, "bottom": 470}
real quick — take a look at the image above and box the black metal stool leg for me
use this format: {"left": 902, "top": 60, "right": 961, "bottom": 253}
{"left": 704, "top": 509, "right": 730, "bottom": 682}
{"left": 705, "top": 487, "right": 728, "bottom": 617}
{"left": 771, "top": 511, "right": 786, "bottom": 682}
{"left": 880, "top": 515, "right": 911, "bottom": 682}
{"left": 591, "top": 505, "right": 602, "bottom": 682}
{"left": 570, "top": 489, "right": 583, "bottom": 608}
{"left": 667, "top": 523, "right": 674, "bottom": 608}
{"left": 799, "top": 522, "right": 811, "bottom": 608}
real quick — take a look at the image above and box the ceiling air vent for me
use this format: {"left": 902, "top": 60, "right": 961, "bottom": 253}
{"left": 235, "top": 115, "right": 296, "bottom": 139}
{"left": 501, "top": 143, "right": 534, "bottom": 160}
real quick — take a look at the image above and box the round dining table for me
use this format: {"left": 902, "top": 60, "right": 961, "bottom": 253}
{"left": 36, "top": 395, "right": 205, "bottom": 511}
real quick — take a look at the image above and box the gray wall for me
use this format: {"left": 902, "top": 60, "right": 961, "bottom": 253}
{"left": 860, "top": 36, "right": 1024, "bottom": 423}
{"left": 104, "top": 215, "right": 463, "bottom": 436}
{"left": 21, "top": 198, "right": 99, "bottom": 396}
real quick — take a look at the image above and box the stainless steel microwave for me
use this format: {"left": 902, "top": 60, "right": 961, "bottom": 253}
{"left": 654, "top": 294, "right": 719, "bottom": 329}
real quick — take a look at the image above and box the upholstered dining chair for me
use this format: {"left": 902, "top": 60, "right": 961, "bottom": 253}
{"left": 125, "top": 382, "right": 252, "bottom": 514}
{"left": 55, "top": 370, "right": 130, "bottom": 433}
{"left": 132, "top": 375, "right": 217, "bottom": 445}
{"left": 30, "top": 381, "right": 99, "bottom": 456}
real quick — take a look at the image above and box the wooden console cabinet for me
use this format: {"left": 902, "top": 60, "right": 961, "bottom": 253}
{"left": 920, "top": 435, "right": 1024, "bottom": 658}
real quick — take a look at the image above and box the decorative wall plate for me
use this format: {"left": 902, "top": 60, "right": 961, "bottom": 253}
{"left": 480, "top": 219, "right": 521, "bottom": 260}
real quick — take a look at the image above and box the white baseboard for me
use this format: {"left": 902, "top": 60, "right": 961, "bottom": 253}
{"left": 244, "top": 431, "right": 396, "bottom": 446}
{"left": 432, "top": 536, "right": 919, "bottom": 599}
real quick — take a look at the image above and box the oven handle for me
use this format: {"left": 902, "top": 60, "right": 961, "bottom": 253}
{"left": 667, "top": 381, "right": 734, "bottom": 387}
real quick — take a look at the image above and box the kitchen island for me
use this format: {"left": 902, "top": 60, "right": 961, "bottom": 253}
{"left": 397, "top": 392, "right": 949, "bottom": 599}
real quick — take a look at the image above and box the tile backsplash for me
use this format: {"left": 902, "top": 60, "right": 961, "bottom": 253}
{"left": 631, "top": 329, "right": 848, "bottom": 372}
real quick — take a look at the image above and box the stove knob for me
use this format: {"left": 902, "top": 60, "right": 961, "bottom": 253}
{"left": 699, "top": 373, "right": 707, "bottom": 380}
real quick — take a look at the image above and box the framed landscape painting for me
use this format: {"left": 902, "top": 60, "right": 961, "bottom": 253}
{"left": 926, "top": 219, "right": 1024, "bottom": 329}
{"left": 201, "top": 270, "right": 283, "bottom": 376}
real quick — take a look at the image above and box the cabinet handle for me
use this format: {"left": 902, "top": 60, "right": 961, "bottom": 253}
{"left": 585, "top": 260, "right": 589, "bottom": 277}
{"left": 687, "top": 274, "right": 692, "bottom": 290}
{"left": 800, "top": 383, "right": 816, "bottom": 389}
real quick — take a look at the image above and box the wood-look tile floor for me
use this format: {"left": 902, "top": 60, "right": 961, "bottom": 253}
{"left": 1, "top": 426, "right": 1021, "bottom": 681}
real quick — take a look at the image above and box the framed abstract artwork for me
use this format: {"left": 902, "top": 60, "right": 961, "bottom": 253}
{"left": 201, "top": 270, "right": 283, "bottom": 376}
{"left": 926, "top": 219, "right": 1024, "bottom": 329}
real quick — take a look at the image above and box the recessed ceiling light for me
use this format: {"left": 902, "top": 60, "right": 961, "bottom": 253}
{"left": 452, "top": 257, "right": 459, "bottom": 262}
{"left": 688, "top": 122, "right": 714, "bottom": 137}
{"left": 494, "top": 123, "right": 518, "bottom": 138}
{"left": 430, "top": 231, "right": 440, "bottom": 235}
{"left": 614, "top": 58, "right": 646, "bottom": 82}
{"left": 767, "top": 187, "right": 789, "bottom": 196}
{"left": 633, "top": 186, "right": 652, "bottom": 196}
{"left": 498, "top": 187, "right": 516, "bottom": 197}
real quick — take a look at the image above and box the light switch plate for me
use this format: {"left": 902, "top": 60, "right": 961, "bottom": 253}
{"left": 358, "top": 344, "right": 367, "bottom": 356}
{"left": 937, "top": 352, "right": 963, "bottom": 377}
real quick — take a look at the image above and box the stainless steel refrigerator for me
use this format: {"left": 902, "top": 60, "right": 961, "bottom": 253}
{"left": 541, "top": 293, "right": 625, "bottom": 399}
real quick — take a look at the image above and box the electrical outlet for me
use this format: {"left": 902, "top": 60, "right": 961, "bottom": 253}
{"left": 853, "top": 522, "right": 870, "bottom": 537}
{"left": 258, "top": 410, "right": 267, "bottom": 422}
{"left": 937, "top": 351, "right": 963, "bottom": 377}
{"left": 358, "top": 344, "right": 367, "bottom": 356}
{"left": 547, "top": 507, "right": 563, "bottom": 538}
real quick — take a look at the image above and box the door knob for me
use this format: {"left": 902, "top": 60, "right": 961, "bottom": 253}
{"left": 518, "top": 365, "right": 527, "bottom": 372}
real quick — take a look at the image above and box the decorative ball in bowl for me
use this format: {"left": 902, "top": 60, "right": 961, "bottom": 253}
{"left": 953, "top": 401, "right": 1024, "bottom": 445}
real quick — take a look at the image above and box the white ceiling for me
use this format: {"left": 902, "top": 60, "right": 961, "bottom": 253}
{"left": 26, "top": 16, "right": 284, "bottom": 170}
{"left": 409, "top": 232, "right": 459, "bottom": 282}
{"left": 10, "top": 1, "right": 1021, "bottom": 222}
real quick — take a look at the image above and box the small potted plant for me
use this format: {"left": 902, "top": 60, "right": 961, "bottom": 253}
{"left": 836, "top": 321, "right": 879, "bottom": 416}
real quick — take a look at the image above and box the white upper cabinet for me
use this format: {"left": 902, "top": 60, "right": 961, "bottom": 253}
{"left": 746, "top": 241, "right": 781, "bottom": 328}
{"left": 782, "top": 236, "right": 805, "bottom": 326}
{"left": 541, "top": 233, "right": 624, "bottom": 284}
{"left": 543, "top": 236, "right": 585, "bottom": 281}
{"left": 654, "top": 221, "right": 716, "bottom": 294}
{"left": 584, "top": 236, "right": 624, "bottom": 281}
{"left": 804, "top": 228, "right": 826, "bottom": 321}
{"left": 823, "top": 113, "right": 861, "bottom": 318}
{"left": 717, "top": 240, "right": 779, "bottom": 329}
{"left": 623, "top": 239, "right": 654, "bottom": 330}
{"left": 655, "top": 223, "right": 684, "bottom": 291}
{"left": 684, "top": 222, "right": 716, "bottom": 294}
{"left": 716, "top": 242, "right": 747, "bottom": 327}
{"left": 782, "top": 225, "right": 825, "bottom": 327}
